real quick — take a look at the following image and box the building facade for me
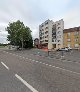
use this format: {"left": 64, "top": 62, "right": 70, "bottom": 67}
{"left": 63, "top": 27, "right": 80, "bottom": 49}
{"left": 39, "top": 19, "right": 64, "bottom": 49}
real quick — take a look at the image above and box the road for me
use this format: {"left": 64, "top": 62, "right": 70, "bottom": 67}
{"left": 0, "top": 48, "right": 80, "bottom": 92}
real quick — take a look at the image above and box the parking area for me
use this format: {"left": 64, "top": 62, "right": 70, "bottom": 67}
{"left": 5, "top": 48, "right": 80, "bottom": 64}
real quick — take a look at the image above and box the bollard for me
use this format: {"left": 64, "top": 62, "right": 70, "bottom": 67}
{"left": 48, "top": 50, "right": 49, "bottom": 56}
{"left": 61, "top": 51, "right": 64, "bottom": 58}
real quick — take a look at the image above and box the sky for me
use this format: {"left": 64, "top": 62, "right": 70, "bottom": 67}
{"left": 0, "top": 0, "right": 80, "bottom": 43}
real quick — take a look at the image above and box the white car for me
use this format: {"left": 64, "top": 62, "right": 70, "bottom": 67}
{"left": 66, "top": 47, "right": 72, "bottom": 50}
{"left": 57, "top": 48, "right": 69, "bottom": 51}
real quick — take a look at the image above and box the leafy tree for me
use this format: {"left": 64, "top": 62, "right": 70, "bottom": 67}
{"left": 6, "top": 20, "right": 33, "bottom": 49}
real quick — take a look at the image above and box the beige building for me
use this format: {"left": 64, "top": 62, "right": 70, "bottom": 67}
{"left": 63, "top": 27, "right": 80, "bottom": 49}
{"left": 39, "top": 19, "right": 64, "bottom": 49}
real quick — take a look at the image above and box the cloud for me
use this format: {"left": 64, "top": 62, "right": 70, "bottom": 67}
{"left": 0, "top": 0, "right": 80, "bottom": 43}
{"left": 64, "top": 5, "right": 80, "bottom": 28}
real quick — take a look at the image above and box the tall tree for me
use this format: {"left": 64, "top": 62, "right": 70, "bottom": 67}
{"left": 6, "top": 20, "right": 33, "bottom": 49}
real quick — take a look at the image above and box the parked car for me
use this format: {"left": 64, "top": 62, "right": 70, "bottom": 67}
{"left": 66, "top": 47, "right": 72, "bottom": 50}
{"left": 57, "top": 48, "right": 69, "bottom": 51}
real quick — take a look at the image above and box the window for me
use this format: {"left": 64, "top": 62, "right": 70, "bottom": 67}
{"left": 68, "top": 44, "right": 70, "bottom": 47}
{"left": 57, "top": 31, "right": 60, "bottom": 34}
{"left": 74, "top": 31, "right": 79, "bottom": 36}
{"left": 45, "top": 22, "right": 48, "bottom": 25}
{"left": 57, "top": 23, "right": 60, "bottom": 26}
{"left": 45, "top": 40, "right": 48, "bottom": 42}
{"left": 75, "top": 44, "right": 79, "bottom": 47}
{"left": 40, "top": 37, "right": 42, "bottom": 40}
{"left": 58, "top": 40, "right": 60, "bottom": 42}
{"left": 58, "top": 27, "right": 60, "bottom": 29}
{"left": 42, "top": 29, "right": 44, "bottom": 31}
{"left": 52, "top": 39, "right": 56, "bottom": 42}
{"left": 41, "top": 25, "right": 44, "bottom": 27}
{"left": 75, "top": 39, "right": 78, "bottom": 42}
{"left": 67, "top": 32, "right": 70, "bottom": 36}
{"left": 67, "top": 39, "right": 71, "bottom": 42}
{"left": 45, "top": 31, "right": 48, "bottom": 34}
{"left": 45, "top": 27, "right": 48, "bottom": 30}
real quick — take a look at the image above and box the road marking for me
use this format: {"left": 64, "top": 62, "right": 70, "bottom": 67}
{"left": 43, "top": 63, "right": 45, "bottom": 65}
{"left": 23, "top": 57, "right": 25, "bottom": 59}
{"left": 49, "top": 65, "right": 52, "bottom": 67}
{"left": 51, "top": 65, "right": 80, "bottom": 75}
{"left": 1, "top": 62, "right": 9, "bottom": 70}
{"left": 15, "top": 74, "right": 38, "bottom": 92}
{"left": 3, "top": 51, "right": 80, "bottom": 75}
{"left": 46, "top": 64, "right": 48, "bottom": 66}
{"left": 35, "top": 61, "right": 39, "bottom": 63}
{"left": 39, "top": 62, "right": 42, "bottom": 63}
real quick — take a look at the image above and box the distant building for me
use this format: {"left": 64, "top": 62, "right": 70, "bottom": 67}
{"left": 39, "top": 19, "right": 64, "bottom": 49}
{"left": 63, "top": 26, "right": 80, "bottom": 49}
{"left": 34, "top": 38, "right": 39, "bottom": 48}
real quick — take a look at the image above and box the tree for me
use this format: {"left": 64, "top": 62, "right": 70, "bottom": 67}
{"left": 6, "top": 20, "right": 33, "bottom": 49}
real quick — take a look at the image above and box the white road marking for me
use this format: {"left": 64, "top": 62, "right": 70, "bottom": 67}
{"left": 23, "top": 57, "right": 25, "bottom": 59}
{"left": 1, "top": 62, "right": 9, "bottom": 70}
{"left": 35, "top": 61, "right": 39, "bottom": 63}
{"left": 51, "top": 65, "right": 80, "bottom": 75}
{"left": 46, "top": 64, "right": 48, "bottom": 66}
{"left": 43, "top": 63, "right": 45, "bottom": 65}
{"left": 39, "top": 62, "right": 42, "bottom": 63}
{"left": 15, "top": 74, "right": 38, "bottom": 92}
{"left": 49, "top": 65, "right": 52, "bottom": 67}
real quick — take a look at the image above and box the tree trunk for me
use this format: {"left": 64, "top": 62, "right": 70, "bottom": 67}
{"left": 21, "top": 38, "right": 23, "bottom": 50}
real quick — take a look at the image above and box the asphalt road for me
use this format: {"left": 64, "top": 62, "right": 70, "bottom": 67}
{"left": 0, "top": 48, "right": 80, "bottom": 92}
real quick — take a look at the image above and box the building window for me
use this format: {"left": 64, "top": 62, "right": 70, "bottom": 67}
{"left": 45, "top": 22, "right": 48, "bottom": 25}
{"left": 67, "top": 39, "right": 71, "bottom": 42}
{"left": 52, "top": 39, "right": 56, "bottom": 42}
{"left": 42, "top": 29, "right": 44, "bottom": 31}
{"left": 45, "top": 31, "right": 48, "bottom": 34}
{"left": 58, "top": 27, "right": 60, "bottom": 29}
{"left": 45, "top": 27, "right": 48, "bottom": 30}
{"left": 74, "top": 31, "right": 79, "bottom": 35}
{"left": 75, "top": 44, "right": 79, "bottom": 47}
{"left": 41, "top": 25, "right": 44, "bottom": 27}
{"left": 75, "top": 39, "right": 78, "bottom": 42}
{"left": 40, "top": 37, "right": 42, "bottom": 40}
{"left": 58, "top": 23, "right": 60, "bottom": 25}
{"left": 57, "top": 31, "right": 60, "bottom": 34}
{"left": 45, "top": 40, "right": 48, "bottom": 42}
{"left": 67, "top": 32, "right": 70, "bottom": 36}
{"left": 68, "top": 44, "right": 70, "bottom": 47}
{"left": 58, "top": 40, "right": 60, "bottom": 42}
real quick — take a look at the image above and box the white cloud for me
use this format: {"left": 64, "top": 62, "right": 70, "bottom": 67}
{"left": 0, "top": 0, "right": 80, "bottom": 43}
{"left": 64, "top": 5, "right": 80, "bottom": 28}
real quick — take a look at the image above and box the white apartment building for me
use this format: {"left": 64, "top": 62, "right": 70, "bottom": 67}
{"left": 39, "top": 19, "right": 64, "bottom": 49}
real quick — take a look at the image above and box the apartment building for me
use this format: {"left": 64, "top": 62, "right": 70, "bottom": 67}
{"left": 39, "top": 19, "right": 64, "bottom": 49}
{"left": 63, "top": 27, "right": 80, "bottom": 49}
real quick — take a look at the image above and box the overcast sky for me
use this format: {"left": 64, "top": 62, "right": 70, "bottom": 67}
{"left": 0, "top": 0, "right": 80, "bottom": 43}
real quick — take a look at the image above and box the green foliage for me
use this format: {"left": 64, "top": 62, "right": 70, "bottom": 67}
{"left": 6, "top": 20, "right": 33, "bottom": 48}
